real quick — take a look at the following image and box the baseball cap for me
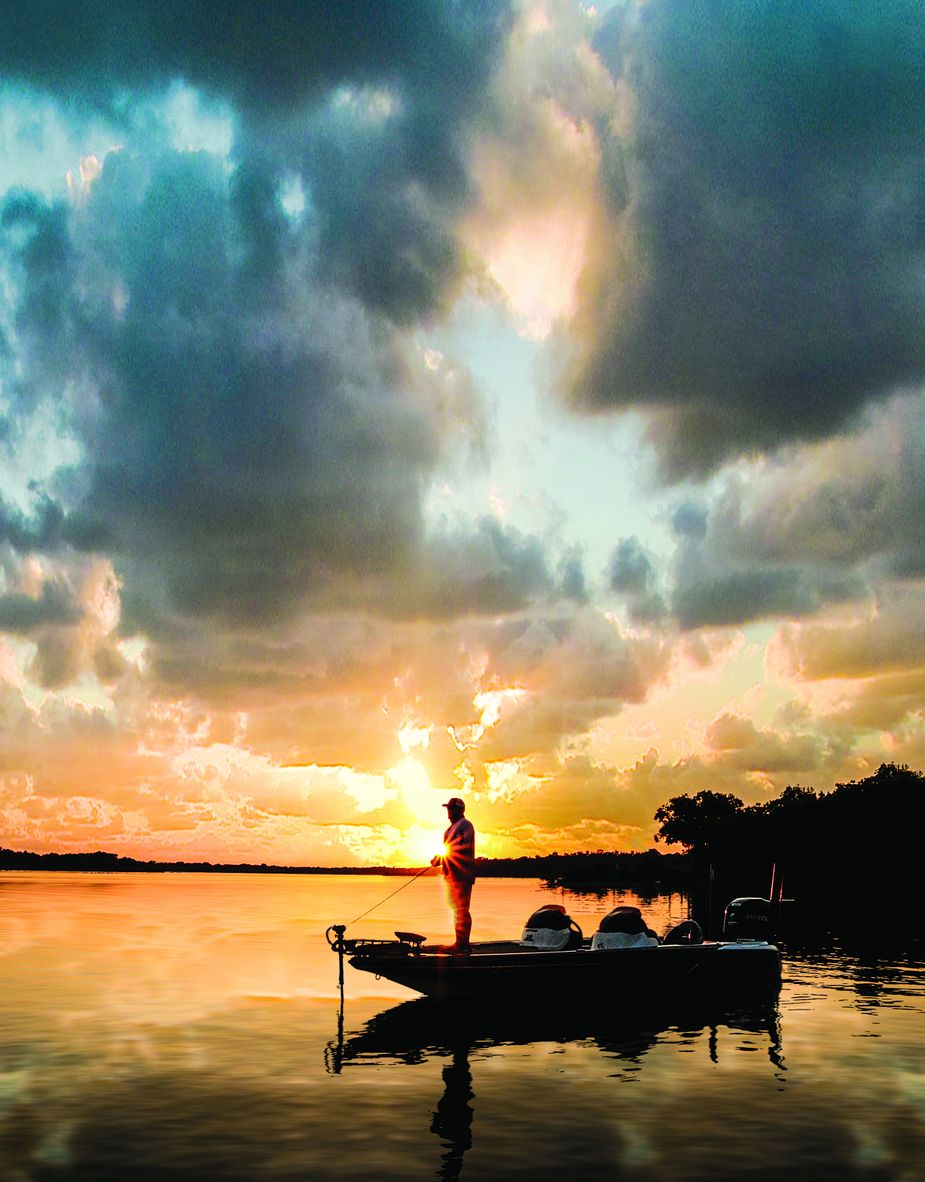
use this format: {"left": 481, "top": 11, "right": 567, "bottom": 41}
{"left": 442, "top": 797, "right": 466, "bottom": 810}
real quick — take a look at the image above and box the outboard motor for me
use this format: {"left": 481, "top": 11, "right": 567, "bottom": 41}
{"left": 723, "top": 897, "right": 773, "bottom": 941}
{"left": 591, "top": 905, "right": 659, "bottom": 950}
{"left": 520, "top": 904, "right": 583, "bottom": 950}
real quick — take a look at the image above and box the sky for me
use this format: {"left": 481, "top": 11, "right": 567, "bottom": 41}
{"left": 1, "top": 0, "right": 924, "bottom": 866}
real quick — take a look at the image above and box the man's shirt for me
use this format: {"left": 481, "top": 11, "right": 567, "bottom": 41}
{"left": 442, "top": 817, "right": 476, "bottom": 882}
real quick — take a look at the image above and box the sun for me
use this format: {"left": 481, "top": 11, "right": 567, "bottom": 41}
{"left": 401, "top": 826, "right": 446, "bottom": 867}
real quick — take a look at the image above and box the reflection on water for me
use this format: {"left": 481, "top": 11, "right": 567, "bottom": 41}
{"left": 431, "top": 1047, "right": 473, "bottom": 1182}
{"left": 1, "top": 872, "right": 924, "bottom": 1180}
{"left": 327, "top": 993, "right": 786, "bottom": 1072}
{"left": 327, "top": 992, "right": 786, "bottom": 1180}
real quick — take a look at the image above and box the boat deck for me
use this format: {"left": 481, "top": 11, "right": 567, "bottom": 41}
{"left": 420, "top": 940, "right": 549, "bottom": 956}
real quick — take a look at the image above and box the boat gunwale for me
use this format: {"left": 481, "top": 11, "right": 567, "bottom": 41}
{"left": 349, "top": 939, "right": 780, "bottom": 969}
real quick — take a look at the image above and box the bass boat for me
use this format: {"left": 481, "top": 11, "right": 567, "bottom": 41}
{"left": 326, "top": 897, "right": 781, "bottom": 1002}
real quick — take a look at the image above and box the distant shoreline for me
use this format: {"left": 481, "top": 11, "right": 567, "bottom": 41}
{"left": 0, "top": 848, "right": 431, "bottom": 876}
{"left": 0, "top": 846, "right": 698, "bottom": 885}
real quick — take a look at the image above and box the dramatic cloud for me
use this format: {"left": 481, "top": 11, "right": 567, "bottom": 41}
{"left": 773, "top": 585, "right": 925, "bottom": 683}
{"left": 0, "top": 2, "right": 544, "bottom": 641}
{"left": 567, "top": 0, "right": 925, "bottom": 477}
{"left": 623, "top": 392, "right": 925, "bottom": 630}
{"left": 609, "top": 535, "right": 666, "bottom": 623}
{"left": 0, "top": 3, "right": 513, "bottom": 320}
{"left": 1, "top": 151, "right": 479, "bottom": 626}
{"left": 654, "top": 498, "right": 859, "bottom": 631}
{"left": 0, "top": 3, "right": 511, "bottom": 122}
{"left": 700, "top": 394, "right": 925, "bottom": 579}
{"left": 703, "top": 711, "right": 833, "bottom": 775}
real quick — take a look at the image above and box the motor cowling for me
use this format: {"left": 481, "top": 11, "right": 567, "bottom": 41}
{"left": 591, "top": 905, "right": 659, "bottom": 950}
{"left": 520, "top": 904, "right": 583, "bottom": 950}
{"left": 723, "top": 897, "right": 772, "bottom": 941}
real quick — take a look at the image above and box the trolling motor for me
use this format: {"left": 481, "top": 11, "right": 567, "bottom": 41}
{"left": 325, "top": 924, "right": 350, "bottom": 999}
{"left": 325, "top": 924, "right": 352, "bottom": 956}
{"left": 327, "top": 923, "right": 348, "bottom": 946}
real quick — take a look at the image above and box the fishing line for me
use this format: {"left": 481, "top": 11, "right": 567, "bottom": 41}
{"left": 349, "top": 865, "right": 433, "bottom": 926}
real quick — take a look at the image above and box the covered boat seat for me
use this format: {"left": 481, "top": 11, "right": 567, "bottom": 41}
{"left": 591, "top": 905, "right": 659, "bottom": 950}
{"left": 520, "top": 904, "right": 583, "bottom": 950}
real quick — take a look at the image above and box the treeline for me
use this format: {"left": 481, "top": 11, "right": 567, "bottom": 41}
{"left": 0, "top": 850, "right": 425, "bottom": 875}
{"left": 654, "top": 762, "right": 924, "bottom": 912}
{"left": 0, "top": 846, "right": 697, "bottom": 885}
{"left": 475, "top": 849, "right": 696, "bottom": 886}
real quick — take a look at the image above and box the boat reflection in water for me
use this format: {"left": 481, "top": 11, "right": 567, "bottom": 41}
{"left": 326, "top": 991, "right": 783, "bottom": 1181}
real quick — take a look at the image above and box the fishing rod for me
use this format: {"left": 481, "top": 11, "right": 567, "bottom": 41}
{"left": 348, "top": 864, "right": 433, "bottom": 926}
{"left": 325, "top": 864, "right": 434, "bottom": 1003}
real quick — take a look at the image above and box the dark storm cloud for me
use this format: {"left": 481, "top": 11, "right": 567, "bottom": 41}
{"left": 0, "top": 3, "right": 550, "bottom": 637}
{"left": 609, "top": 537, "right": 651, "bottom": 595}
{"left": 706, "top": 395, "right": 925, "bottom": 579}
{"left": 573, "top": 0, "right": 925, "bottom": 477}
{"left": 0, "top": 147, "right": 568, "bottom": 629}
{"left": 0, "top": 579, "right": 80, "bottom": 632}
{"left": 608, "top": 493, "right": 868, "bottom": 632}
{"left": 646, "top": 392, "right": 925, "bottom": 629}
{"left": 0, "top": 2, "right": 513, "bottom": 324}
{"left": 375, "top": 516, "right": 583, "bottom": 620}
{"left": 609, "top": 535, "right": 665, "bottom": 623}
{"left": 1, "top": 153, "right": 433, "bottom": 622}
{"left": 667, "top": 495, "right": 864, "bottom": 630}
{"left": 0, "top": 2, "right": 511, "bottom": 120}
{"left": 0, "top": 495, "right": 67, "bottom": 551}
{"left": 558, "top": 549, "right": 587, "bottom": 605}
{"left": 673, "top": 567, "right": 816, "bottom": 630}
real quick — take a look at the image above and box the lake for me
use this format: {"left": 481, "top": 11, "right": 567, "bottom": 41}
{"left": 1, "top": 872, "right": 923, "bottom": 1181}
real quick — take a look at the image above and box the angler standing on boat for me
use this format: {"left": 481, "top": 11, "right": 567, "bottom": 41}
{"left": 432, "top": 797, "right": 475, "bottom": 954}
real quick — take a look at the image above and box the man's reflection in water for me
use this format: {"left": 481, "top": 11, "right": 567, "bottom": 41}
{"left": 326, "top": 992, "right": 783, "bottom": 1179}
{"left": 325, "top": 1002, "right": 476, "bottom": 1179}
{"left": 429, "top": 1044, "right": 473, "bottom": 1181}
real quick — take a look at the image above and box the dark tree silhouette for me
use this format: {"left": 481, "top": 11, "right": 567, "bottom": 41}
{"left": 654, "top": 790, "right": 744, "bottom": 857}
{"left": 652, "top": 763, "right": 925, "bottom": 932}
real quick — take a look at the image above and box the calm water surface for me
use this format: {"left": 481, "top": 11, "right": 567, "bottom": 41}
{"left": 1, "top": 872, "right": 923, "bottom": 1180}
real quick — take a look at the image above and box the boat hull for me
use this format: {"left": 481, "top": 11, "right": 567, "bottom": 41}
{"left": 348, "top": 939, "right": 781, "bottom": 1000}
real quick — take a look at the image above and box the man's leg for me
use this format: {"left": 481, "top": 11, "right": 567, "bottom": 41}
{"left": 449, "top": 876, "right": 473, "bottom": 951}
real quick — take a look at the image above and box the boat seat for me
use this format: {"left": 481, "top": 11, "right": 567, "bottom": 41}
{"left": 394, "top": 931, "right": 427, "bottom": 948}
{"left": 662, "top": 919, "right": 704, "bottom": 945}
{"left": 591, "top": 930, "right": 659, "bottom": 950}
{"left": 591, "top": 904, "right": 659, "bottom": 950}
